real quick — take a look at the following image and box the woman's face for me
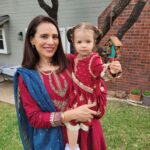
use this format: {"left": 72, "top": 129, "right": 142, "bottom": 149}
{"left": 31, "top": 22, "right": 59, "bottom": 61}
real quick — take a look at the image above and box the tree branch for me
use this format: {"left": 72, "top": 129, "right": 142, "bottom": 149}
{"left": 99, "top": 0, "right": 131, "bottom": 42}
{"left": 37, "top": 0, "right": 58, "bottom": 21}
{"left": 117, "top": 0, "right": 148, "bottom": 40}
{"left": 51, "top": 0, "right": 58, "bottom": 21}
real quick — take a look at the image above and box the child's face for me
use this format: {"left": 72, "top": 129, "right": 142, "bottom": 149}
{"left": 73, "top": 29, "right": 95, "bottom": 57}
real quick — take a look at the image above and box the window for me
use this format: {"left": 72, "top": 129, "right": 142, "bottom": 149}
{"left": 59, "top": 27, "right": 72, "bottom": 54}
{"left": 59, "top": 28, "right": 67, "bottom": 52}
{"left": 66, "top": 27, "right": 74, "bottom": 54}
{"left": 0, "top": 28, "right": 8, "bottom": 54}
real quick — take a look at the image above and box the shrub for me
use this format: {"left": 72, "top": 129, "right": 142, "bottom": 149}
{"left": 143, "top": 90, "right": 150, "bottom": 96}
{"left": 131, "top": 89, "right": 141, "bottom": 95}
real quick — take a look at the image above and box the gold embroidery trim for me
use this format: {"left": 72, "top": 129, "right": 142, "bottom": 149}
{"left": 53, "top": 72, "right": 62, "bottom": 91}
{"left": 88, "top": 54, "right": 97, "bottom": 78}
{"left": 66, "top": 69, "right": 72, "bottom": 79}
{"left": 48, "top": 73, "right": 68, "bottom": 97}
{"left": 53, "top": 98, "right": 69, "bottom": 111}
{"left": 72, "top": 72, "right": 93, "bottom": 93}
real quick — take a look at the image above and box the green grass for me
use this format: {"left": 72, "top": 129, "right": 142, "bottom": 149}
{"left": 0, "top": 101, "right": 150, "bottom": 150}
{"left": 102, "top": 101, "right": 150, "bottom": 150}
{"left": 0, "top": 102, "right": 23, "bottom": 150}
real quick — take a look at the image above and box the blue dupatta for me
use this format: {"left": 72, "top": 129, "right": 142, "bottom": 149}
{"left": 14, "top": 67, "right": 64, "bottom": 150}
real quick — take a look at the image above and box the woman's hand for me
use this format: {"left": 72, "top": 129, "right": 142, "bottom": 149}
{"left": 63, "top": 103, "right": 97, "bottom": 122}
{"left": 109, "top": 61, "right": 122, "bottom": 74}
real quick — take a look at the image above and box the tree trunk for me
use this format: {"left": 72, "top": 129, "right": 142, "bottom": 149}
{"left": 99, "top": 0, "right": 131, "bottom": 41}
{"left": 117, "top": 0, "right": 148, "bottom": 40}
{"left": 37, "top": 0, "right": 58, "bottom": 21}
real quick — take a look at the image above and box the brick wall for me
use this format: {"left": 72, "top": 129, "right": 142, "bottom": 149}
{"left": 98, "top": 0, "right": 150, "bottom": 93}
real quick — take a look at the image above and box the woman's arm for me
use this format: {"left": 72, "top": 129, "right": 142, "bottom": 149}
{"left": 18, "top": 76, "right": 61, "bottom": 128}
{"left": 18, "top": 76, "right": 97, "bottom": 128}
{"left": 62, "top": 103, "right": 97, "bottom": 123}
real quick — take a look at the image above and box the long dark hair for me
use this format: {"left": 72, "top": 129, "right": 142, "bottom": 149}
{"left": 22, "top": 15, "right": 68, "bottom": 72}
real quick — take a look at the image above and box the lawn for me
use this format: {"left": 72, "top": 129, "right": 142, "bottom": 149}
{"left": 0, "top": 102, "right": 22, "bottom": 150}
{"left": 102, "top": 101, "right": 150, "bottom": 150}
{"left": 0, "top": 101, "right": 150, "bottom": 150}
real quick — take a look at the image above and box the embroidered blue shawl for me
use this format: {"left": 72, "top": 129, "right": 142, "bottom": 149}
{"left": 14, "top": 67, "right": 64, "bottom": 150}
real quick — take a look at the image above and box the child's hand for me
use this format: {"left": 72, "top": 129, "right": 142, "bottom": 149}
{"left": 109, "top": 61, "right": 122, "bottom": 74}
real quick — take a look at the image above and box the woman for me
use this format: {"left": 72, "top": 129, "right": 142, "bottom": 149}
{"left": 14, "top": 15, "right": 122, "bottom": 150}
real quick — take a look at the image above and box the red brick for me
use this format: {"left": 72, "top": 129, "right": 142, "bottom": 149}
{"left": 98, "top": 0, "right": 150, "bottom": 92}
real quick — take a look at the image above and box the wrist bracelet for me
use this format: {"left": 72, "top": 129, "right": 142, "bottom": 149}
{"left": 61, "top": 112, "right": 65, "bottom": 123}
{"left": 50, "top": 112, "right": 62, "bottom": 127}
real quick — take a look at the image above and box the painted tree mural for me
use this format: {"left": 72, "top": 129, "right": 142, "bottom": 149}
{"left": 37, "top": 0, "right": 148, "bottom": 40}
{"left": 37, "top": 0, "right": 58, "bottom": 21}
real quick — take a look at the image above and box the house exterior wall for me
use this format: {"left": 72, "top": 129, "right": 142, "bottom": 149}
{"left": 98, "top": 0, "right": 150, "bottom": 92}
{"left": 0, "top": 0, "right": 111, "bottom": 66}
{"left": 58, "top": 0, "right": 111, "bottom": 26}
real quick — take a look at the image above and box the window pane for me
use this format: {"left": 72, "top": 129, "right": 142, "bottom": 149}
{"left": 0, "top": 30, "right": 2, "bottom": 39}
{"left": 0, "top": 40, "right": 4, "bottom": 49}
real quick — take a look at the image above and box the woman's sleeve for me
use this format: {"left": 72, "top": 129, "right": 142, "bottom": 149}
{"left": 18, "top": 76, "right": 63, "bottom": 128}
{"left": 66, "top": 53, "right": 75, "bottom": 60}
{"left": 66, "top": 53, "right": 75, "bottom": 72}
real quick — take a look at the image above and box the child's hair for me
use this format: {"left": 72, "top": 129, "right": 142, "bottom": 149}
{"left": 67, "top": 22, "right": 102, "bottom": 45}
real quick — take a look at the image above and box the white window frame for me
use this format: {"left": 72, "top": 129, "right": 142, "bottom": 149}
{"left": 66, "top": 26, "right": 77, "bottom": 54}
{"left": 66, "top": 27, "right": 72, "bottom": 53}
{"left": 0, "top": 28, "right": 8, "bottom": 54}
{"left": 67, "top": 40, "right": 71, "bottom": 54}
{"left": 59, "top": 27, "right": 67, "bottom": 52}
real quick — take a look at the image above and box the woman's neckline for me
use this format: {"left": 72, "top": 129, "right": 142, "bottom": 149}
{"left": 36, "top": 65, "right": 59, "bottom": 75}
{"left": 39, "top": 70, "right": 54, "bottom": 75}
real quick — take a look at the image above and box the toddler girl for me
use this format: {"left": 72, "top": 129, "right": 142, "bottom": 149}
{"left": 65, "top": 22, "right": 109, "bottom": 150}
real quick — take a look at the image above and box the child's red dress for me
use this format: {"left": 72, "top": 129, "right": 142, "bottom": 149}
{"left": 66, "top": 53, "right": 107, "bottom": 149}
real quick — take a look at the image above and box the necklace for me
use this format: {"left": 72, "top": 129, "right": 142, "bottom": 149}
{"left": 36, "top": 63, "right": 59, "bottom": 73}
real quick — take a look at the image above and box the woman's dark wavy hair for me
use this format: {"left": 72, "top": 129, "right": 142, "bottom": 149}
{"left": 22, "top": 15, "right": 68, "bottom": 72}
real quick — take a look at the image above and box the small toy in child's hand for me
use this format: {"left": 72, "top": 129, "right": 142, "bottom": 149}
{"left": 97, "top": 46, "right": 108, "bottom": 63}
{"left": 105, "top": 36, "right": 122, "bottom": 62}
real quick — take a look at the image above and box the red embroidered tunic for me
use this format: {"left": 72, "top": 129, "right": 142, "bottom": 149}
{"left": 69, "top": 52, "right": 107, "bottom": 118}
{"left": 18, "top": 54, "right": 106, "bottom": 150}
